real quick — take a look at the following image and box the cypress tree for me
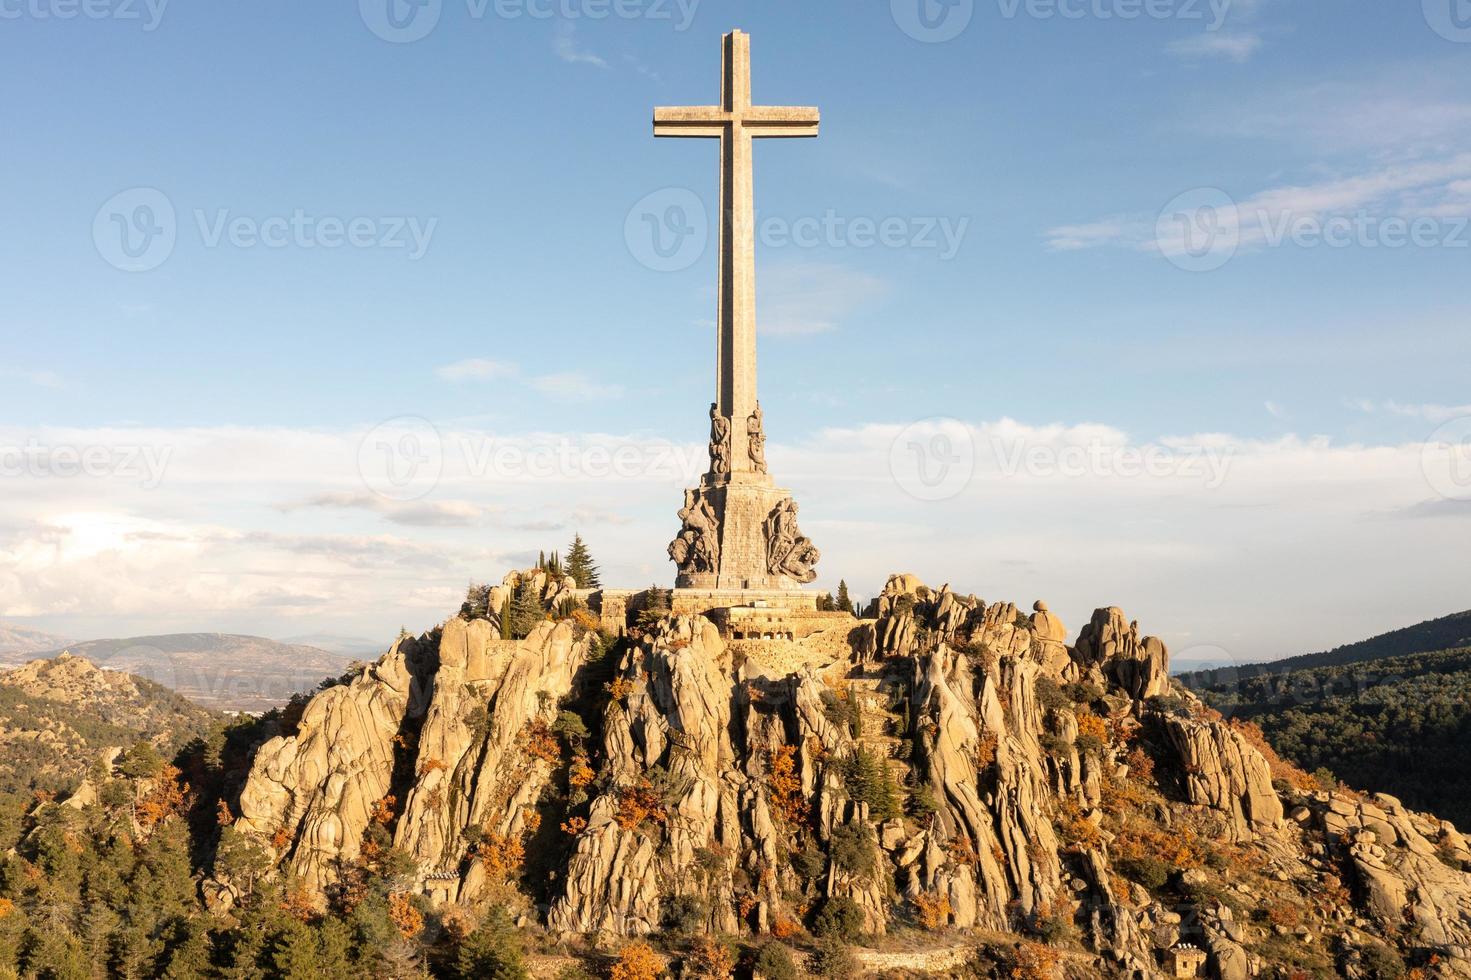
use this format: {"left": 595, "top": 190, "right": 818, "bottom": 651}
{"left": 836, "top": 580, "right": 852, "bottom": 615}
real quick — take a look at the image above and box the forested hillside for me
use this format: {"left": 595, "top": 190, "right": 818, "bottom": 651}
{"left": 0, "top": 653, "right": 217, "bottom": 797}
{"left": 1179, "top": 608, "right": 1471, "bottom": 685}
{"left": 1191, "top": 644, "right": 1471, "bottom": 826}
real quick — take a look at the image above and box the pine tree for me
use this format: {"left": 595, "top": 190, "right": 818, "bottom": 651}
{"left": 455, "top": 908, "right": 530, "bottom": 980}
{"left": 836, "top": 580, "right": 852, "bottom": 615}
{"left": 565, "top": 534, "right": 602, "bottom": 589}
{"left": 509, "top": 579, "right": 544, "bottom": 640}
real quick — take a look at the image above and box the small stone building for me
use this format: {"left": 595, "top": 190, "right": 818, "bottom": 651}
{"left": 1167, "top": 943, "right": 1208, "bottom": 978}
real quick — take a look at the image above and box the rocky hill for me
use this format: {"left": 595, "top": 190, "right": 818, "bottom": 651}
{"left": 209, "top": 571, "right": 1471, "bottom": 978}
{"left": 0, "top": 652, "right": 218, "bottom": 796}
{"left": 19, "top": 633, "right": 354, "bottom": 712}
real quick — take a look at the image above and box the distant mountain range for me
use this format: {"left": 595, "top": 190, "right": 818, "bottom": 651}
{"left": 3, "top": 633, "right": 360, "bottom": 713}
{"left": 1177, "top": 607, "right": 1471, "bottom": 687}
{"left": 0, "top": 625, "right": 73, "bottom": 658}
{"left": 277, "top": 632, "right": 388, "bottom": 657}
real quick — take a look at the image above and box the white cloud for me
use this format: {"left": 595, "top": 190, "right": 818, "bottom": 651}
{"left": 280, "top": 491, "right": 484, "bottom": 527}
{"left": 1352, "top": 399, "right": 1471, "bottom": 425}
{"left": 0, "top": 368, "right": 64, "bottom": 390}
{"left": 437, "top": 359, "right": 517, "bottom": 382}
{"left": 759, "top": 263, "right": 888, "bottom": 336}
{"left": 554, "top": 23, "right": 608, "bottom": 69}
{"left": 1, "top": 416, "right": 1464, "bottom": 663}
{"left": 1167, "top": 32, "right": 1262, "bottom": 63}
{"left": 1046, "top": 153, "right": 1471, "bottom": 257}
{"left": 529, "top": 372, "right": 625, "bottom": 401}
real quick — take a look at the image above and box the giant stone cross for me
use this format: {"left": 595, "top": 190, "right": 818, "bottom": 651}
{"left": 659, "top": 30, "right": 822, "bottom": 591}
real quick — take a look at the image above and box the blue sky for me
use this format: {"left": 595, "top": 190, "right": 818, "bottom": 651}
{"left": 3, "top": 0, "right": 1469, "bottom": 666}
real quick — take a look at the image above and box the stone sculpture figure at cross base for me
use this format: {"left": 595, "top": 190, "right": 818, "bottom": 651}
{"left": 658, "top": 29, "right": 821, "bottom": 591}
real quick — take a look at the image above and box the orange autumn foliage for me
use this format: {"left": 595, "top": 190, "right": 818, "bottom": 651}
{"left": 370, "top": 795, "right": 397, "bottom": 826}
{"left": 561, "top": 816, "right": 587, "bottom": 836}
{"left": 1011, "top": 941, "right": 1061, "bottom": 980}
{"left": 611, "top": 941, "right": 663, "bottom": 980}
{"left": 914, "top": 891, "right": 952, "bottom": 929}
{"left": 684, "top": 936, "right": 733, "bottom": 980}
{"left": 569, "top": 752, "right": 596, "bottom": 789}
{"left": 1076, "top": 711, "right": 1109, "bottom": 744}
{"left": 766, "top": 745, "right": 808, "bottom": 826}
{"left": 615, "top": 778, "right": 669, "bottom": 831}
{"left": 387, "top": 892, "right": 423, "bottom": 940}
{"left": 770, "top": 917, "right": 800, "bottom": 939}
{"left": 606, "top": 677, "right": 636, "bottom": 703}
{"left": 280, "top": 882, "right": 320, "bottom": 923}
{"left": 976, "top": 733, "right": 999, "bottom": 771}
{"left": 1124, "top": 746, "right": 1155, "bottom": 785}
{"left": 478, "top": 830, "right": 526, "bottom": 880}
{"left": 522, "top": 719, "right": 562, "bottom": 765}
{"left": 135, "top": 764, "right": 189, "bottom": 829}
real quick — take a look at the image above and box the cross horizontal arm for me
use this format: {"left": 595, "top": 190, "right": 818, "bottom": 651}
{"left": 653, "top": 105, "right": 820, "bottom": 139}
{"left": 654, "top": 105, "right": 726, "bottom": 138}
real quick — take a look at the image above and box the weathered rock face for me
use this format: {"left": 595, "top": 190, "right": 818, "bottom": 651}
{"left": 234, "top": 633, "right": 436, "bottom": 897}
{"left": 1075, "top": 606, "right": 1170, "bottom": 701}
{"left": 223, "top": 569, "right": 1471, "bottom": 979}
{"left": 1162, "top": 714, "right": 1284, "bottom": 841}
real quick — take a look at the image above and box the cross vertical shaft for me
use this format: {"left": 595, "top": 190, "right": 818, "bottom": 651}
{"left": 655, "top": 29, "right": 819, "bottom": 479}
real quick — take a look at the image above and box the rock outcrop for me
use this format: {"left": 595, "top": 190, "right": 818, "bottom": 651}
{"left": 218, "top": 569, "right": 1471, "bottom": 978}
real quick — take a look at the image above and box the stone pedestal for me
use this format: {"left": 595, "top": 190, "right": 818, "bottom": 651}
{"left": 675, "top": 473, "right": 800, "bottom": 590}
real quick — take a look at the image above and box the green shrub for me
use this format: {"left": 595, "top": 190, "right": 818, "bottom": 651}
{"left": 753, "top": 942, "right": 798, "bottom": 980}
{"left": 828, "top": 823, "right": 877, "bottom": 879}
{"left": 812, "top": 896, "right": 864, "bottom": 941}
{"left": 663, "top": 894, "right": 706, "bottom": 935}
{"left": 1116, "top": 854, "right": 1170, "bottom": 891}
{"left": 809, "top": 935, "right": 858, "bottom": 978}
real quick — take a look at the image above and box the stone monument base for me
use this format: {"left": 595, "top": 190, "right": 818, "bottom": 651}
{"left": 582, "top": 586, "right": 822, "bottom": 637}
